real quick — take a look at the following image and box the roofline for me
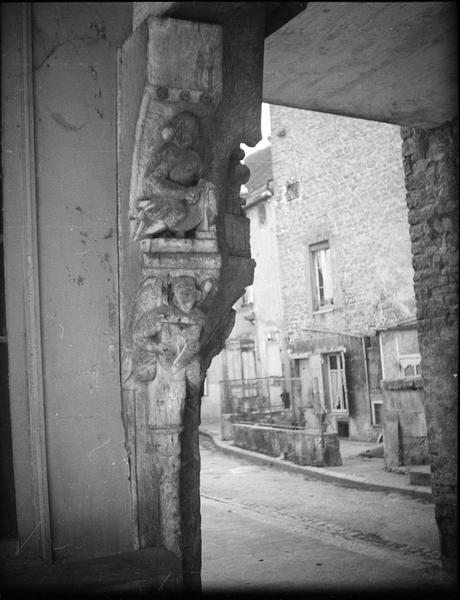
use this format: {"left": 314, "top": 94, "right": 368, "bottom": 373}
{"left": 376, "top": 316, "right": 418, "bottom": 332}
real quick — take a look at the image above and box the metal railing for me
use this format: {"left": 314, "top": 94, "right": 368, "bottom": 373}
{"left": 220, "top": 376, "right": 306, "bottom": 427}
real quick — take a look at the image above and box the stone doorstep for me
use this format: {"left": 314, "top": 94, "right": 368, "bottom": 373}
{"left": 409, "top": 465, "right": 432, "bottom": 487}
{"left": 0, "top": 547, "right": 182, "bottom": 597}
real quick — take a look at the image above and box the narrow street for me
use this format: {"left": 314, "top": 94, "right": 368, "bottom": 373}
{"left": 199, "top": 438, "right": 453, "bottom": 594}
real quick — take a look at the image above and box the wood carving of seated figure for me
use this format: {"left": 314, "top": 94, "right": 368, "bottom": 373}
{"left": 134, "top": 111, "right": 212, "bottom": 241}
{"left": 132, "top": 276, "right": 206, "bottom": 382}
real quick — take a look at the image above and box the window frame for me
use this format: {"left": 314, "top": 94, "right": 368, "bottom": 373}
{"left": 225, "top": 338, "right": 257, "bottom": 381}
{"left": 309, "top": 241, "right": 334, "bottom": 313}
{"left": 325, "top": 351, "right": 349, "bottom": 414}
{"left": 398, "top": 353, "right": 422, "bottom": 378}
{"left": 371, "top": 400, "right": 383, "bottom": 427}
{"left": 395, "top": 333, "right": 421, "bottom": 379}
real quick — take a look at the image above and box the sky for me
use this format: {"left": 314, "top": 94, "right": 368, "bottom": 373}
{"left": 242, "top": 103, "right": 271, "bottom": 158}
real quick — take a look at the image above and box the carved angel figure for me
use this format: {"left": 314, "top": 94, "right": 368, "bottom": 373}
{"left": 132, "top": 276, "right": 209, "bottom": 382}
{"left": 134, "top": 111, "right": 215, "bottom": 241}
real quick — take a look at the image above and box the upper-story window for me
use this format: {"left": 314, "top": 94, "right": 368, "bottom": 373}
{"left": 378, "top": 324, "right": 421, "bottom": 382}
{"left": 399, "top": 354, "right": 421, "bottom": 378}
{"left": 396, "top": 328, "right": 421, "bottom": 378}
{"left": 284, "top": 179, "right": 300, "bottom": 202}
{"left": 310, "top": 242, "right": 334, "bottom": 311}
{"left": 225, "top": 339, "right": 256, "bottom": 381}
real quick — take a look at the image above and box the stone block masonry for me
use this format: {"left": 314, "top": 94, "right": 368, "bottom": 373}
{"left": 401, "top": 118, "right": 458, "bottom": 573}
{"left": 270, "top": 106, "right": 416, "bottom": 337}
{"left": 381, "top": 378, "right": 428, "bottom": 470}
{"left": 232, "top": 423, "right": 342, "bottom": 467}
{"left": 268, "top": 106, "right": 418, "bottom": 443}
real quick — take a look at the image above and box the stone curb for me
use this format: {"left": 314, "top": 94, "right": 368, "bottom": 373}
{"left": 199, "top": 430, "right": 433, "bottom": 502}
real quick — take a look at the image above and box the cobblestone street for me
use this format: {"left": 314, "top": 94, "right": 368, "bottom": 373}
{"left": 199, "top": 438, "right": 454, "bottom": 594}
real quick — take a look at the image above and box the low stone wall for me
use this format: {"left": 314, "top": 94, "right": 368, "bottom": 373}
{"left": 382, "top": 377, "right": 428, "bottom": 470}
{"left": 232, "top": 423, "right": 342, "bottom": 467}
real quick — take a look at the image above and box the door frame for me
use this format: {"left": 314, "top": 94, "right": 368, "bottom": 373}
{"left": 1, "top": 2, "right": 52, "bottom": 562}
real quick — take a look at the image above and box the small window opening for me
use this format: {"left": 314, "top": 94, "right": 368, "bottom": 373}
{"left": 310, "top": 242, "right": 334, "bottom": 311}
{"left": 285, "top": 180, "right": 299, "bottom": 202}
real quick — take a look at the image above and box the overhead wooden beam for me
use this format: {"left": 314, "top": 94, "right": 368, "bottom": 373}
{"left": 133, "top": 2, "right": 307, "bottom": 36}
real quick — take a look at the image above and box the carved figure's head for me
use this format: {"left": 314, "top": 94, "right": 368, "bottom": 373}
{"left": 171, "top": 276, "right": 199, "bottom": 313}
{"left": 161, "top": 111, "right": 199, "bottom": 149}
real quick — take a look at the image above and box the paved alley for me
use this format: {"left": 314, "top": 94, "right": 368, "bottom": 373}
{"left": 199, "top": 437, "right": 455, "bottom": 595}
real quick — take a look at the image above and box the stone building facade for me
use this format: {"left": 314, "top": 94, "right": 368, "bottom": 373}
{"left": 270, "top": 105, "right": 418, "bottom": 441}
{"left": 271, "top": 105, "right": 416, "bottom": 336}
{"left": 204, "top": 105, "right": 420, "bottom": 444}
{"left": 201, "top": 145, "right": 286, "bottom": 425}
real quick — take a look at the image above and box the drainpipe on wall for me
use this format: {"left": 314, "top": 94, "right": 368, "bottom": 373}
{"left": 378, "top": 332, "right": 386, "bottom": 381}
{"left": 361, "top": 337, "right": 373, "bottom": 428}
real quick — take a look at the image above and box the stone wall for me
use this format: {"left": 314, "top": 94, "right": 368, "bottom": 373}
{"left": 401, "top": 119, "right": 458, "bottom": 572}
{"left": 381, "top": 378, "right": 428, "bottom": 470}
{"left": 268, "top": 106, "right": 417, "bottom": 442}
{"left": 233, "top": 423, "right": 342, "bottom": 467}
{"left": 245, "top": 197, "right": 285, "bottom": 378}
{"left": 270, "top": 106, "right": 416, "bottom": 337}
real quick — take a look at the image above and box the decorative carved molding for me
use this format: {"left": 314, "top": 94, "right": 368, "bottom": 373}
{"left": 226, "top": 146, "right": 251, "bottom": 214}
{"left": 131, "top": 276, "right": 207, "bottom": 390}
{"left": 118, "top": 9, "right": 264, "bottom": 572}
{"left": 121, "top": 16, "right": 226, "bottom": 557}
{"left": 132, "top": 111, "right": 218, "bottom": 242}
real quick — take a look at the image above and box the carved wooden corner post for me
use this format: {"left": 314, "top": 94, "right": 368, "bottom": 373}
{"left": 118, "top": 5, "right": 265, "bottom": 588}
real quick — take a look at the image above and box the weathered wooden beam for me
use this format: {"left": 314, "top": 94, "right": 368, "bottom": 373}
{"left": 133, "top": 2, "right": 307, "bottom": 37}
{"left": 118, "top": 4, "right": 265, "bottom": 589}
{"left": 133, "top": 2, "right": 247, "bottom": 31}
